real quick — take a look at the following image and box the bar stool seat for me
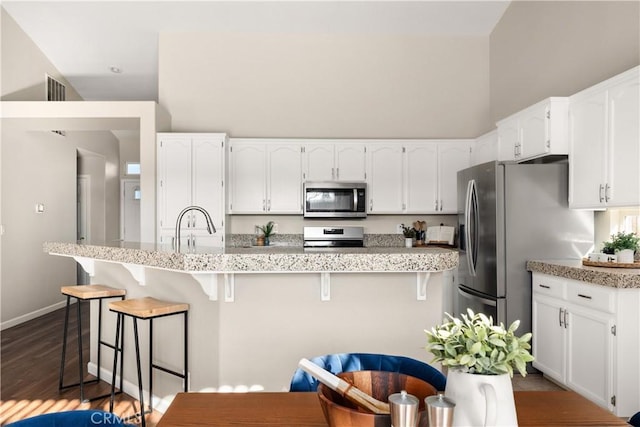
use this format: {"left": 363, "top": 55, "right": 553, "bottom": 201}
{"left": 59, "top": 285, "right": 126, "bottom": 403}
{"left": 109, "top": 297, "right": 189, "bottom": 427}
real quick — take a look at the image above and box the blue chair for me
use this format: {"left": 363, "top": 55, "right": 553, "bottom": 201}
{"left": 629, "top": 411, "right": 640, "bottom": 427}
{"left": 289, "top": 352, "right": 446, "bottom": 392}
{"left": 5, "top": 410, "right": 134, "bottom": 427}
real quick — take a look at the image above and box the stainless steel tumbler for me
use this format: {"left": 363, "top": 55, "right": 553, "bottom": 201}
{"left": 389, "top": 390, "right": 419, "bottom": 427}
{"left": 425, "top": 392, "right": 455, "bottom": 427}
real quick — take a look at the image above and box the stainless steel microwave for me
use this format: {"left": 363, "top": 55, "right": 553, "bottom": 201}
{"left": 303, "top": 181, "right": 367, "bottom": 218}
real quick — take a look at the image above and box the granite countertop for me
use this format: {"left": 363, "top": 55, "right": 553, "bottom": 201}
{"left": 527, "top": 259, "right": 640, "bottom": 289}
{"left": 44, "top": 241, "right": 459, "bottom": 273}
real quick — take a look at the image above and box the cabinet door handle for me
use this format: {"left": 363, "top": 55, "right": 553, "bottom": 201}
{"left": 564, "top": 309, "right": 568, "bottom": 328}
{"left": 262, "top": 199, "right": 266, "bottom": 211}
{"left": 336, "top": 168, "right": 340, "bottom": 180}
{"left": 577, "top": 293, "right": 592, "bottom": 300}
{"left": 440, "top": 200, "right": 443, "bottom": 211}
{"left": 369, "top": 199, "right": 373, "bottom": 211}
{"left": 331, "top": 168, "right": 335, "bottom": 180}
{"left": 605, "top": 183, "right": 610, "bottom": 202}
{"left": 435, "top": 200, "right": 438, "bottom": 211}
{"left": 539, "top": 284, "right": 550, "bottom": 289}
{"left": 559, "top": 308, "right": 564, "bottom": 327}
{"left": 268, "top": 199, "right": 271, "bottom": 211}
{"left": 599, "top": 184, "right": 605, "bottom": 203}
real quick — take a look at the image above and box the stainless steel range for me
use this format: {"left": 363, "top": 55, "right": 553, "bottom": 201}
{"left": 303, "top": 226, "right": 364, "bottom": 248}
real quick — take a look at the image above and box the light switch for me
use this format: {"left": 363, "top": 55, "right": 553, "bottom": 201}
{"left": 35, "top": 203, "right": 45, "bottom": 213}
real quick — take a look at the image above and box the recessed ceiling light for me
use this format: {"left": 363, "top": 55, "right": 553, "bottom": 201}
{"left": 109, "top": 66, "right": 122, "bottom": 74}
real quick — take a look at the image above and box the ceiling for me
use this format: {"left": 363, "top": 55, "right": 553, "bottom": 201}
{"left": 3, "top": 1, "right": 510, "bottom": 102}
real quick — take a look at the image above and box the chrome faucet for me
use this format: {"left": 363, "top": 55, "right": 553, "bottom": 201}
{"left": 175, "top": 206, "right": 216, "bottom": 251}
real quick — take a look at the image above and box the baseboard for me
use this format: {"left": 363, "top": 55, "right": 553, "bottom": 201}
{"left": 1, "top": 300, "right": 68, "bottom": 331}
{"left": 88, "top": 363, "right": 170, "bottom": 414}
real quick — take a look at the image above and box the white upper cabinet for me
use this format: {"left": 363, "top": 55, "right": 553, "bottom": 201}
{"left": 367, "top": 143, "right": 404, "bottom": 213}
{"left": 335, "top": 143, "right": 367, "bottom": 181}
{"left": 303, "top": 143, "right": 334, "bottom": 182}
{"left": 472, "top": 130, "right": 498, "bottom": 166}
{"left": 606, "top": 72, "right": 640, "bottom": 207}
{"left": 157, "top": 133, "right": 226, "bottom": 248}
{"left": 267, "top": 144, "right": 304, "bottom": 213}
{"left": 229, "top": 139, "right": 303, "bottom": 214}
{"left": 367, "top": 140, "right": 470, "bottom": 214}
{"left": 404, "top": 142, "right": 439, "bottom": 213}
{"left": 303, "top": 142, "right": 366, "bottom": 182}
{"left": 569, "top": 66, "right": 639, "bottom": 208}
{"left": 497, "top": 97, "right": 569, "bottom": 162}
{"left": 438, "top": 141, "right": 471, "bottom": 213}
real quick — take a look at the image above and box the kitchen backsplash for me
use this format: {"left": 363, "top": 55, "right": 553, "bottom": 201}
{"left": 228, "top": 233, "right": 407, "bottom": 248}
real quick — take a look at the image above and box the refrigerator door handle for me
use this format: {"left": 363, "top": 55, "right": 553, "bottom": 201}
{"left": 465, "top": 179, "right": 478, "bottom": 277}
{"left": 458, "top": 286, "right": 496, "bottom": 307}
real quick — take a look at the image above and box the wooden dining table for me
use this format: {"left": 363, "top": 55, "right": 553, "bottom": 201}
{"left": 156, "top": 390, "right": 629, "bottom": 426}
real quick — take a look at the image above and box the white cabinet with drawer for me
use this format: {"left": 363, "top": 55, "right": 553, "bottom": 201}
{"left": 531, "top": 272, "right": 640, "bottom": 417}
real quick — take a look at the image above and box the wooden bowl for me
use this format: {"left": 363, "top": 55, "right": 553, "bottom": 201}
{"left": 317, "top": 370, "right": 437, "bottom": 427}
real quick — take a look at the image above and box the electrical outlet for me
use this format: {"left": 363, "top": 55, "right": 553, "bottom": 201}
{"left": 396, "top": 224, "right": 404, "bottom": 234}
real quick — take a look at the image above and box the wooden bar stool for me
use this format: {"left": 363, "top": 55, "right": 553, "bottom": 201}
{"left": 108, "top": 297, "right": 189, "bottom": 427}
{"left": 59, "top": 285, "right": 126, "bottom": 402}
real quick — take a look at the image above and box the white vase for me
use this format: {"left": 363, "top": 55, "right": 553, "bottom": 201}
{"left": 616, "top": 249, "right": 634, "bottom": 263}
{"left": 405, "top": 238, "right": 413, "bottom": 248}
{"left": 444, "top": 369, "right": 518, "bottom": 427}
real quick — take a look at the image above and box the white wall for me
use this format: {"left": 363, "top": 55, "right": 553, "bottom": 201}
{"left": 490, "top": 1, "right": 640, "bottom": 124}
{"left": 159, "top": 32, "right": 490, "bottom": 138}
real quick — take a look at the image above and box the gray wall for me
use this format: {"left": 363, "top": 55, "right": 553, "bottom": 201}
{"left": 1, "top": 10, "right": 121, "bottom": 326}
{"left": 490, "top": 1, "right": 640, "bottom": 124}
{"left": 159, "top": 32, "right": 490, "bottom": 138}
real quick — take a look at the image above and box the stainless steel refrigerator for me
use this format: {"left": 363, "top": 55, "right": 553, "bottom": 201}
{"left": 456, "top": 161, "right": 594, "bottom": 338}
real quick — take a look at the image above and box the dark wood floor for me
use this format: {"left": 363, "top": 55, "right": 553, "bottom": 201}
{"left": 1, "top": 303, "right": 162, "bottom": 426}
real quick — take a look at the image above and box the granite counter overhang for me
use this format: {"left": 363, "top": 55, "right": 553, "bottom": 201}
{"left": 527, "top": 259, "right": 640, "bottom": 289}
{"left": 44, "top": 242, "right": 459, "bottom": 273}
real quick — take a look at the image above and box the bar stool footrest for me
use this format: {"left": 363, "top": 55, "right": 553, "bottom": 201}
{"left": 151, "top": 363, "right": 186, "bottom": 380}
{"left": 59, "top": 378, "right": 100, "bottom": 390}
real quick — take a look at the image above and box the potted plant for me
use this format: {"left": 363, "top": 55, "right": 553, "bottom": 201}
{"left": 602, "top": 232, "right": 639, "bottom": 263}
{"left": 401, "top": 224, "right": 416, "bottom": 248}
{"left": 425, "top": 309, "right": 534, "bottom": 426}
{"left": 256, "top": 221, "right": 276, "bottom": 246}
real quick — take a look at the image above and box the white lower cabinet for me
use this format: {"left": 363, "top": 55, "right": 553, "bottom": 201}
{"left": 565, "top": 303, "right": 614, "bottom": 409}
{"left": 532, "top": 272, "right": 639, "bottom": 417}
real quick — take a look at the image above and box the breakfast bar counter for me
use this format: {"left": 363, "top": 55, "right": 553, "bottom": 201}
{"left": 45, "top": 241, "right": 458, "bottom": 413}
{"left": 44, "top": 241, "right": 458, "bottom": 273}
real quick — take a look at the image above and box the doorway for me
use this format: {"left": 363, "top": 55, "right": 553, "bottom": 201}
{"left": 121, "top": 179, "right": 141, "bottom": 242}
{"left": 76, "top": 174, "right": 90, "bottom": 284}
